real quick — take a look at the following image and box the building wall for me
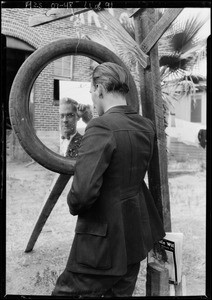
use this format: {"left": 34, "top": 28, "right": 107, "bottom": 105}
{"left": 33, "top": 62, "right": 57, "bottom": 131}
{"left": 174, "top": 96, "right": 191, "bottom": 122}
{"left": 168, "top": 91, "right": 206, "bottom": 162}
{"left": 174, "top": 91, "right": 206, "bottom": 125}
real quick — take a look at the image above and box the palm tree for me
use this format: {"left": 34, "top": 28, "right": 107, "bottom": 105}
{"left": 157, "top": 9, "right": 209, "bottom": 125}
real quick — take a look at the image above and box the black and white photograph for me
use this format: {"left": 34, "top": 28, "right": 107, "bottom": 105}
{"left": 1, "top": 1, "right": 211, "bottom": 298}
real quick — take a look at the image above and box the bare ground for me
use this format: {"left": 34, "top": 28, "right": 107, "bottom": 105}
{"left": 5, "top": 159, "right": 206, "bottom": 296}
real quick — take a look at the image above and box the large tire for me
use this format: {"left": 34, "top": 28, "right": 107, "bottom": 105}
{"left": 9, "top": 38, "right": 139, "bottom": 174}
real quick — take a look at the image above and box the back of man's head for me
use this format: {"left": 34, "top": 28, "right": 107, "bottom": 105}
{"left": 92, "top": 62, "right": 129, "bottom": 95}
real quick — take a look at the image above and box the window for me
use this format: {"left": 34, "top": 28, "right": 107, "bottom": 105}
{"left": 53, "top": 56, "right": 74, "bottom": 105}
{"left": 53, "top": 79, "right": 60, "bottom": 104}
{"left": 54, "top": 56, "right": 73, "bottom": 78}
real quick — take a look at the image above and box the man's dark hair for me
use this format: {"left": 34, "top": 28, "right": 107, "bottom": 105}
{"left": 92, "top": 62, "right": 129, "bottom": 95}
{"left": 60, "top": 97, "right": 78, "bottom": 112}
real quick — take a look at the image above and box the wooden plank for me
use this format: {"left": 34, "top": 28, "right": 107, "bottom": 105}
{"left": 134, "top": 8, "right": 171, "bottom": 231}
{"left": 139, "top": 8, "right": 183, "bottom": 54}
{"left": 29, "top": 8, "right": 90, "bottom": 27}
{"left": 25, "top": 173, "right": 71, "bottom": 252}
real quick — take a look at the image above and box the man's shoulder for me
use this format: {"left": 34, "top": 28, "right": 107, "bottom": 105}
{"left": 86, "top": 113, "right": 155, "bottom": 135}
{"left": 86, "top": 116, "right": 111, "bottom": 131}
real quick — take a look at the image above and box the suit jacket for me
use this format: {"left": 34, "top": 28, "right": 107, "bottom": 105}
{"left": 66, "top": 105, "right": 165, "bottom": 276}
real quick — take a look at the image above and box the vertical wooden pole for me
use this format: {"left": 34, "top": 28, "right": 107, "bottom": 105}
{"left": 146, "top": 262, "right": 169, "bottom": 296}
{"left": 134, "top": 8, "right": 171, "bottom": 232}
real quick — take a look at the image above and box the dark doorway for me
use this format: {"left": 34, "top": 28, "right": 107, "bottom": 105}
{"left": 5, "top": 36, "right": 34, "bottom": 128}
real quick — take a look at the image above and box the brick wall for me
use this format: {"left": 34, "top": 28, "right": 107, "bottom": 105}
{"left": 33, "top": 62, "right": 59, "bottom": 131}
{"left": 73, "top": 56, "right": 92, "bottom": 81}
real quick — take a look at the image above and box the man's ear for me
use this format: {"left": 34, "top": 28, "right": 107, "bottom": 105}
{"left": 97, "top": 84, "right": 105, "bottom": 99}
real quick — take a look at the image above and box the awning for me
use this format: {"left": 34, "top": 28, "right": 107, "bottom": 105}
{"left": 6, "top": 36, "right": 35, "bottom": 51}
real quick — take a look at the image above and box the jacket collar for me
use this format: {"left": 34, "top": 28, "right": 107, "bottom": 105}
{"left": 104, "top": 105, "right": 137, "bottom": 115}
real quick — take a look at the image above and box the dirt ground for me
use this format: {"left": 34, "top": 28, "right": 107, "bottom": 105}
{"left": 5, "top": 158, "right": 206, "bottom": 296}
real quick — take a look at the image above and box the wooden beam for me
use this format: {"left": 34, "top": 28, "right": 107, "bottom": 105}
{"left": 134, "top": 8, "right": 171, "bottom": 231}
{"left": 29, "top": 8, "right": 90, "bottom": 27}
{"left": 140, "top": 8, "right": 184, "bottom": 54}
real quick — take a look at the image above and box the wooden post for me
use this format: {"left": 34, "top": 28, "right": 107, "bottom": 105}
{"left": 146, "top": 262, "right": 169, "bottom": 296}
{"left": 139, "top": 8, "right": 183, "bottom": 54}
{"left": 133, "top": 8, "right": 171, "bottom": 232}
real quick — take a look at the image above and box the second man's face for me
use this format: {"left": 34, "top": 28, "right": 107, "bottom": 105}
{"left": 59, "top": 103, "right": 78, "bottom": 138}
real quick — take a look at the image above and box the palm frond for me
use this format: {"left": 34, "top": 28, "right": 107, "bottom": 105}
{"left": 119, "top": 12, "right": 135, "bottom": 40}
{"left": 84, "top": 8, "right": 208, "bottom": 118}
{"left": 94, "top": 9, "right": 148, "bottom": 68}
{"left": 159, "top": 14, "right": 209, "bottom": 55}
{"left": 162, "top": 74, "right": 198, "bottom": 103}
{"left": 160, "top": 55, "right": 189, "bottom": 69}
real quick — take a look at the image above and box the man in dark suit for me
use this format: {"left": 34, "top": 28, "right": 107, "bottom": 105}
{"left": 52, "top": 62, "right": 165, "bottom": 297}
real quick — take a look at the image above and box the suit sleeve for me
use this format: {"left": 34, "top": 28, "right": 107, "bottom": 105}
{"left": 67, "top": 118, "right": 116, "bottom": 216}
